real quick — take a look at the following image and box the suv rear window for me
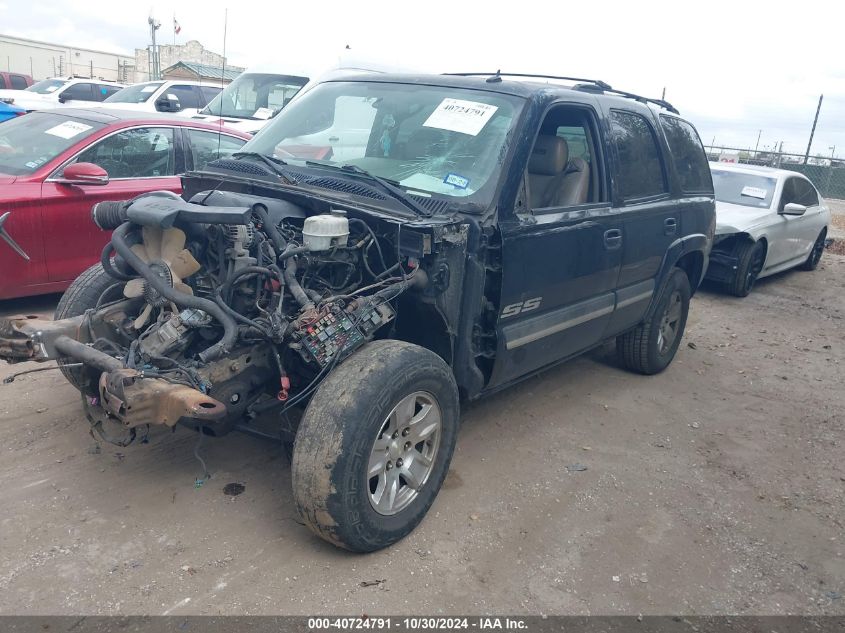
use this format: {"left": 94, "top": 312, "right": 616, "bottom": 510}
{"left": 660, "top": 116, "right": 712, "bottom": 194}
{"left": 609, "top": 110, "right": 667, "bottom": 200}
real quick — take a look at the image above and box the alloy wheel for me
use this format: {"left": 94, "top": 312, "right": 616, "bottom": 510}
{"left": 367, "top": 391, "right": 442, "bottom": 516}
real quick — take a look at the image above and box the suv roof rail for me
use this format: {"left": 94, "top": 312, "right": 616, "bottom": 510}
{"left": 444, "top": 71, "right": 679, "bottom": 115}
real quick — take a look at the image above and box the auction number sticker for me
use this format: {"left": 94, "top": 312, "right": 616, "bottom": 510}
{"left": 424, "top": 98, "right": 498, "bottom": 136}
{"left": 740, "top": 185, "right": 767, "bottom": 199}
{"left": 253, "top": 107, "right": 274, "bottom": 120}
{"left": 44, "top": 121, "right": 93, "bottom": 139}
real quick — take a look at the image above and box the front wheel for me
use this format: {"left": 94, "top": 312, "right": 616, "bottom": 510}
{"left": 616, "top": 268, "right": 691, "bottom": 375}
{"left": 54, "top": 263, "right": 124, "bottom": 391}
{"left": 800, "top": 228, "right": 827, "bottom": 271}
{"left": 728, "top": 240, "right": 766, "bottom": 297}
{"left": 291, "top": 340, "right": 459, "bottom": 552}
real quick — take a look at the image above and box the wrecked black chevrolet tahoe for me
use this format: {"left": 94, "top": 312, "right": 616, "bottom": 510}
{"left": 0, "top": 73, "right": 715, "bottom": 551}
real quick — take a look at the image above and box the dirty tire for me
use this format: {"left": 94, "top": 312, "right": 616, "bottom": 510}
{"left": 800, "top": 228, "right": 826, "bottom": 271}
{"left": 291, "top": 340, "right": 459, "bottom": 552}
{"left": 616, "top": 267, "right": 691, "bottom": 375}
{"left": 727, "top": 240, "right": 766, "bottom": 297}
{"left": 54, "top": 263, "right": 122, "bottom": 390}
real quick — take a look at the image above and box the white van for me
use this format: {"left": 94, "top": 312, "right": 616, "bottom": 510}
{"left": 188, "top": 66, "right": 310, "bottom": 134}
{"left": 97, "top": 80, "right": 222, "bottom": 116}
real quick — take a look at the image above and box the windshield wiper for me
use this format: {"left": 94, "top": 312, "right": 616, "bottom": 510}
{"left": 232, "top": 152, "right": 297, "bottom": 185}
{"left": 305, "top": 161, "right": 432, "bottom": 218}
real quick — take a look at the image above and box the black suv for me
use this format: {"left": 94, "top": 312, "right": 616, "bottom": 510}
{"left": 0, "top": 72, "right": 715, "bottom": 551}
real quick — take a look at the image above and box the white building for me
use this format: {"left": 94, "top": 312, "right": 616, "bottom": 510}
{"left": 0, "top": 33, "right": 134, "bottom": 82}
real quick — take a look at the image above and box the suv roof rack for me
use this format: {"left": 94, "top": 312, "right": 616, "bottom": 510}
{"left": 444, "top": 71, "right": 679, "bottom": 115}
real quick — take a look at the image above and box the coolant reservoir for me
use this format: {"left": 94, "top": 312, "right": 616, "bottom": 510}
{"left": 302, "top": 210, "right": 350, "bottom": 251}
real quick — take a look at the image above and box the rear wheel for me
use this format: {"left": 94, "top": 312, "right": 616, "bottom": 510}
{"left": 291, "top": 340, "right": 459, "bottom": 552}
{"left": 616, "top": 267, "right": 691, "bottom": 375}
{"left": 54, "top": 263, "right": 123, "bottom": 390}
{"left": 727, "top": 240, "right": 766, "bottom": 297}
{"left": 800, "top": 228, "right": 827, "bottom": 271}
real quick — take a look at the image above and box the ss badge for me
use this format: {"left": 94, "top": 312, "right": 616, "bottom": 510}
{"left": 500, "top": 297, "right": 542, "bottom": 319}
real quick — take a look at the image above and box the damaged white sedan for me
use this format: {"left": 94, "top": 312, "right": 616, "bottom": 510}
{"left": 705, "top": 162, "right": 830, "bottom": 296}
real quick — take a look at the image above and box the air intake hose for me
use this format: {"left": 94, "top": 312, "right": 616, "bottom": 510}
{"left": 110, "top": 222, "right": 238, "bottom": 363}
{"left": 91, "top": 200, "right": 129, "bottom": 230}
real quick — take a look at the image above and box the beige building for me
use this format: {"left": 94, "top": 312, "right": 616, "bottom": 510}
{"left": 0, "top": 33, "right": 241, "bottom": 84}
{"left": 134, "top": 40, "right": 243, "bottom": 83}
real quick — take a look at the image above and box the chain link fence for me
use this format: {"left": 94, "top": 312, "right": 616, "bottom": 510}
{"left": 705, "top": 146, "right": 845, "bottom": 200}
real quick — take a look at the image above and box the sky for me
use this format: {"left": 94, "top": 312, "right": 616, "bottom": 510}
{"left": 2, "top": 0, "right": 843, "bottom": 157}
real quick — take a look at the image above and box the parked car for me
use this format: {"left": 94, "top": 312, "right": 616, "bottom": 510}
{"left": 0, "top": 73, "right": 715, "bottom": 551}
{"left": 0, "top": 108, "right": 250, "bottom": 299}
{"left": 98, "top": 80, "right": 222, "bottom": 117}
{"left": 0, "top": 77, "right": 126, "bottom": 112}
{"left": 0, "top": 101, "right": 26, "bottom": 123}
{"left": 0, "top": 71, "right": 33, "bottom": 90}
{"left": 188, "top": 64, "right": 309, "bottom": 133}
{"left": 705, "top": 162, "right": 830, "bottom": 296}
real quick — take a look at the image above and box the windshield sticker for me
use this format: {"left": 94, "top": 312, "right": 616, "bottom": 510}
{"left": 253, "top": 107, "right": 274, "bottom": 120}
{"left": 741, "top": 186, "right": 768, "bottom": 199}
{"left": 423, "top": 98, "right": 498, "bottom": 136}
{"left": 141, "top": 85, "right": 158, "bottom": 93}
{"left": 44, "top": 121, "right": 93, "bottom": 140}
{"left": 444, "top": 173, "right": 470, "bottom": 189}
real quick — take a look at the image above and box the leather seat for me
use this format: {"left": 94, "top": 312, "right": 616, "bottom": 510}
{"left": 527, "top": 136, "right": 590, "bottom": 208}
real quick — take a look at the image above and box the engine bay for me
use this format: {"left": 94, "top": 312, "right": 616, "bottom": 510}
{"left": 4, "top": 189, "right": 445, "bottom": 446}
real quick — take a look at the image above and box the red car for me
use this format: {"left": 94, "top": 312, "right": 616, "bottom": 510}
{"left": 0, "top": 108, "right": 250, "bottom": 299}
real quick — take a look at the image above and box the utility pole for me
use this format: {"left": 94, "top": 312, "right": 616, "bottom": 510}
{"left": 803, "top": 94, "right": 823, "bottom": 165}
{"left": 754, "top": 129, "right": 761, "bottom": 157}
{"left": 148, "top": 16, "right": 161, "bottom": 80}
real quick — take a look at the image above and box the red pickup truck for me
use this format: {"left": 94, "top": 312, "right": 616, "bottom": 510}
{"left": 0, "top": 72, "right": 34, "bottom": 90}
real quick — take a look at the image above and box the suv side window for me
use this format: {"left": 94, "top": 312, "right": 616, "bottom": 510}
{"left": 524, "top": 105, "right": 605, "bottom": 212}
{"left": 199, "top": 86, "right": 222, "bottom": 106}
{"left": 168, "top": 85, "right": 200, "bottom": 109}
{"left": 609, "top": 110, "right": 667, "bottom": 201}
{"left": 61, "top": 83, "right": 95, "bottom": 101}
{"left": 98, "top": 85, "right": 122, "bottom": 100}
{"left": 10, "top": 75, "right": 28, "bottom": 90}
{"left": 74, "top": 127, "right": 175, "bottom": 179}
{"left": 659, "top": 115, "right": 712, "bottom": 194}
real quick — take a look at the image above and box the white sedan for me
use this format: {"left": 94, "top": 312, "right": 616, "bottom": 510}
{"left": 705, "top": 162, "right": 830, "bottom": 296}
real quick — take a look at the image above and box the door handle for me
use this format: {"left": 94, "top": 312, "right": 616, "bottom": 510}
{"left": 603, "top": 228, "right": 623, "bottom": 250}
{"left": 328, "top": 136, "right": 340, "bottom": 142}
{"left": 664, "top": 217, "right": 678, "bottom": 235}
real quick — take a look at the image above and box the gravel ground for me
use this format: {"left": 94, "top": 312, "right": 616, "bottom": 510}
{"left": 0, "top": 254, "right": 843, "bottom": 616}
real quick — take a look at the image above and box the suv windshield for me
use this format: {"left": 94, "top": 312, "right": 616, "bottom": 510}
{"left": 25, "top": 79, "right": 68, "bottom": 94}
{"left": 243, "top": 81, "right": 524, "bottom": 204}
{"left": 200, "top": 73, "right": 308, "bottom": 119}
{"left": 0, "top": 112, "right": 105, "bottom": 176}
{"left": 105, "top": 82, "right": 164, "bottom": 104}
{"left": 711, "top": 168, "right": 777, "bottom": 209}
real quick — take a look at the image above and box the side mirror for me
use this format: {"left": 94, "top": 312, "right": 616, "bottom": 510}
{"left": 781, "top": 202, "right": 807, "bottom": 216}
{"left": 155, "top": 94, "right": 181, "bottom": 113}
{"left": 57, "top": 162, "right": 109, "bottom": 186}
{"left": 57, "top": 94, "right": 67, "bottom": 104}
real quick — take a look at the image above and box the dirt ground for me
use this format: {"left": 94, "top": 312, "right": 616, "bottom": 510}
{"left": 0, "top": 254, "right": 843, "bottom": 617}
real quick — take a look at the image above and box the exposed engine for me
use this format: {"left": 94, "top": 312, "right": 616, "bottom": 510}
{"left": 9, "top": 191, "right": 428, "bottom": 445}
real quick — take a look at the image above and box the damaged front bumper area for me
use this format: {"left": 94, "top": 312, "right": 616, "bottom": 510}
{"left": 0, "top": 313, "right": 226, "bottom": 429}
